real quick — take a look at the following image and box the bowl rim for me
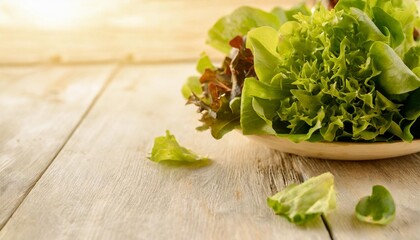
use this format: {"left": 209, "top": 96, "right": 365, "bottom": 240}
{"left": 245, "top": 134, "right": 420, "bottom": 160}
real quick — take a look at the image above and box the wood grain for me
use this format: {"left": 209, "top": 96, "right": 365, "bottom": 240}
{"left": 291, "top": 153, "right": 420, "bottom": 239}
{"left": 0, "top": 64, "right": 330, "bottom": 239}
{"left": 0, "top": 64, "right": 116, "bottom": 228}
{"left": 0, "top": 0, "right": 300, "bottom": 64}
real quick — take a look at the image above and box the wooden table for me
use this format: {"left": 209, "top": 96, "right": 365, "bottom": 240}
{"left": 1, "top": 1, "right": 419, "bottom": 239}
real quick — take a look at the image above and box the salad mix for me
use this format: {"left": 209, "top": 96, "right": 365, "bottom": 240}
{"left": 183, "top": 0, "right": 420, "bottom": 142}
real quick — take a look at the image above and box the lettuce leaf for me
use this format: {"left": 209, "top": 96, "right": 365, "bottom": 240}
{"left": 355, "top": 185, "right": 396, "bottom": 225}
{"left": 370, "top": 42, "right": 420, "bottom": 95}
{"left": 206, "top": 5, "right": 311, "bottom": 54}
{"left": 207, "top": 7, "right": 281, "bottom": 54}
{"left": 336, "top": 0, "right": 420, "bottom": 55}
{"left": 240, "top": 4, "right": 420, "bottom": 142}
{"left": 185, "top": 0, "right": 420, "bottom": 142}
{"left": 271, "top": 3, "right": 311, "bottom": 24}
{"left": 182, "top": 76, "right": 202, "bottom": 99}
{"left": 149, "top": 131, "right": 210, "bottom": 164}
{"left": 267, "top": 172, "right": 336, "bottom": 225}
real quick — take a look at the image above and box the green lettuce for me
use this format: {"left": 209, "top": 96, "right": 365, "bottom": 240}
{"left": 355, "top": 185, "right": 396, "bottom": 225}
{"left": 267, "top": 172, "right": 336, "bottom": 225}
{"left": 207, "top": 7, "right": 281, "bottom": 54}
{"left": 185, "top": 0, "right": 420, "bottom": 142}
{"left": 149, "top": 131, "right": 210, "bottom": 164}
{"left": 241, "top": 3, "right": 420, "bottom": 142}
{"left": 336, "top": 0, "right": 419, "bottom": 55}
{"left": 206, "top": 5, "right": 311, "bottom": 54}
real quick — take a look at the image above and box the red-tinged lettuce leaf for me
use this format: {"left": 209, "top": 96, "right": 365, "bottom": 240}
{"left": 196, "top": 97, "right": 240, "bottom": 139}
{"left": 185, "top": 36, "right": 257, "bottom": 139}
{"left": 185, "top": 1, "right": 420, "bottom": 142}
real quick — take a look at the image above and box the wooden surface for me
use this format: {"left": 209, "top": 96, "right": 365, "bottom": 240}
{"left": 0, "top": 65, "right": 116, "bottom": 228}
{"left": 0, "top": 65, "right": 329, "bottom": 239}
{"left": 1, "top": 0, "right": 420, "bottom": 239}
{"left": 0, "top": 63, "right": 419, "bottom": 239}
{"left": 0, "top": 0, "right": 297, "bottom": 64}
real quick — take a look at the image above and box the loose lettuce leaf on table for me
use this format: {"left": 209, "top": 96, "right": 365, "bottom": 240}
{"left": 267, "top": 172, "right": 336, "bottom": 225}
{"left": 149, "top": 131, "right": 210, "bottom": 164}
{"left": 355, "top": 185, "right": 396, "bottom": 225}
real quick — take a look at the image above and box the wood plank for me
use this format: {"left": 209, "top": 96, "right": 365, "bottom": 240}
{"left": 0, "top": 64, "right": 330, "bottom": 239}
{"left": 0, "top": 0, "right": 299, "bottom": 64}
{"left": 0, "top": 64, "right": 117, "bottom": 228}
{"left": 290, "top": 154, "right": 420, "bottom": 239}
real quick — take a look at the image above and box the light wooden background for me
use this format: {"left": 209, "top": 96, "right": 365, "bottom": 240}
{"left": 0, "top": 0, "right": 299, "bottom": 64}
{"left": 0, "top": 0, "right": 419, "bottom": 239}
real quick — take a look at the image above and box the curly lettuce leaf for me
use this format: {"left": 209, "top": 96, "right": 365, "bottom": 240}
{"left": 241, "top": 5, "right": 419, "bottom": 142}
{"left": 186, "top": 0, "right": 420, "bottom": 142}
{"left": 149, "top": 131, "right": 210, "bottom": 164}
{"left": 267, "top": 172, "right": 336, "bottom": 225}
{"left": 355, "top": 185, "right": 396, "bottom": 225}
{"left": 271, "top": 3, "right": 311, "bottom": 24}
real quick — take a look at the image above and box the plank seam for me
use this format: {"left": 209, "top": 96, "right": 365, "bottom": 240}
{"left": 296, "top": 158, "right": 334, "bottom": 240}
{"left": 321, "top": 214, "right": 335, "bottom": 240}
{"left": 0, "top": 63, "right": 122, "bottom": 231}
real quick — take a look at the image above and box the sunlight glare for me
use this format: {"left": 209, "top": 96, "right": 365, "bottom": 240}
{"left": 11, "top": 0, "right": 87, "bottom": 28}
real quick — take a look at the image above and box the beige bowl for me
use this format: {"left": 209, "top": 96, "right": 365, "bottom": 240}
{"left": 247, "top": 135, "right": 420, "bottom": 160}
